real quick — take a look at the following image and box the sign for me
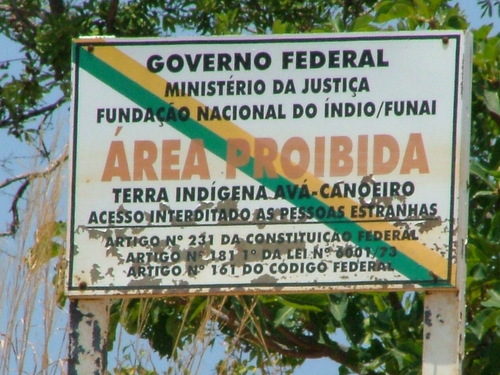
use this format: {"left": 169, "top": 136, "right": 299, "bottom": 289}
{"left": 67, "top": 31, "right": 471, "bottom": 297}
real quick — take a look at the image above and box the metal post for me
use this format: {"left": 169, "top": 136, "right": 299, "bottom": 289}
{"left": 422, "top": 291, "right": 465, "bottom": 374}
{"left": 68, "top": 299, "right": 111, "bottom": 374}
{"left": 422, "top": 235, "right": 467, "bottom": 374}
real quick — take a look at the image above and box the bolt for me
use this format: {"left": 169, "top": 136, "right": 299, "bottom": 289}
{"left": 79, "top": 281, "right": 88, "bottom": 290}
{"left": 87, "top": 45, "right": 94, "bottom": 53}
{"left": 442, "top": 37, "right": 449, "bottom": 45}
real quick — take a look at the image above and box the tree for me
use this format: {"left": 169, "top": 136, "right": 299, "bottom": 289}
{"left": 0, "top": 1, "right": 498, "bottom": 374}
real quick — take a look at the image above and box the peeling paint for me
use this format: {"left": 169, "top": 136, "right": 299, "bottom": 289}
{"left": 68, "top": 299, "right": 110, "bottom": 374}
{"left": 68, "top": 181, "right": 458, "bottom": 295}
{"left": 424, "top": 308, "right": 432, "bottom": 327}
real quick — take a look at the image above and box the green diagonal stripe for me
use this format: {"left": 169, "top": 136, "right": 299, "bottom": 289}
{"left": 76, "top": 45, "right": 450, "bottom": 286}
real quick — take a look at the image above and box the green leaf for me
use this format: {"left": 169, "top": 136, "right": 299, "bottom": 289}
{"left": 352, "top": 14, "right": 375, "bottom": 31}
{"left": 470, "top": 159, "right": 497, "bottom": 189}
{"left": 388, "top": 347, "right": 413, "bottom": 369}
{"left": 376, "top": 2, "right": 414, "bottom": 23}
{"left": 469, "top": 263, "right": 488, "bottom": 281}
{"left": 272, "top": 19, "right": 293, "bottom": 34}
{"left": 187, "top": 297, "right": 207, "bottom": 324}
{"left": 329, "top": 295, "right": 348, "bottom": 321}
{"left": 341, "top": 300, "right": 366, "bottom": 345}
{"left": 412, "top": 0, "right": 431, "bottom": 19}
{"left": 469, "top": 308, "right": 500, "bottom": 340}
{"left": 473, "top": 24, "right": 494, "bottom": 40}
{"left": 482, "top": 288, "right": 500, "bottom": 308}
{"left": 488, "top": 211, "right": 500, "bottom": 242}
{"left": 278, "top": 294, "right": 328, "bottom": 312}
{"left": 338, "top": 365, "right": 351, "bottom": 375}
{"left": 484, "top": 90, "right": 500, "bottom": 118}
{"left": 273, "top": 306, "right": 296, "bottom": 327}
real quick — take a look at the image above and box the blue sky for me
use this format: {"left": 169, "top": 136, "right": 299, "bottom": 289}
{"left": 456, "top": 0, "right": 499, "bottom": 32}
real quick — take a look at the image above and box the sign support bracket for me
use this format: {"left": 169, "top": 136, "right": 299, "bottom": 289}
{"left": 422, "top": 234, "right": 467, "bottom": 374}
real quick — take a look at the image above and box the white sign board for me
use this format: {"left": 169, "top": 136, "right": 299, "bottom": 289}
{"left": 67, "top": 31, "right": 471, "bottom": 297}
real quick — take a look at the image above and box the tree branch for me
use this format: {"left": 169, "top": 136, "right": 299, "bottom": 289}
{"left": 107, "top": 0, "right": 119, "bottom": 34}
{"left": 8, "top": 179, "right": 29, "bottom": 236}
{"left": 0, "top": 151, "right": 68, "bottom": 237}
{"left": 0, "top": 97, "right": 66, "bottom": 131}
{"left": 387, "top": 292, "right": 403, "bottom": 311}
{"left": 213, "top": 301, "right": 369, "bottom": 374}
{"left": 7, "top": 1, "right": 37, "bottom": 43}
{"left": 48, "top": 0, "right": 65, "bottom": 16}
